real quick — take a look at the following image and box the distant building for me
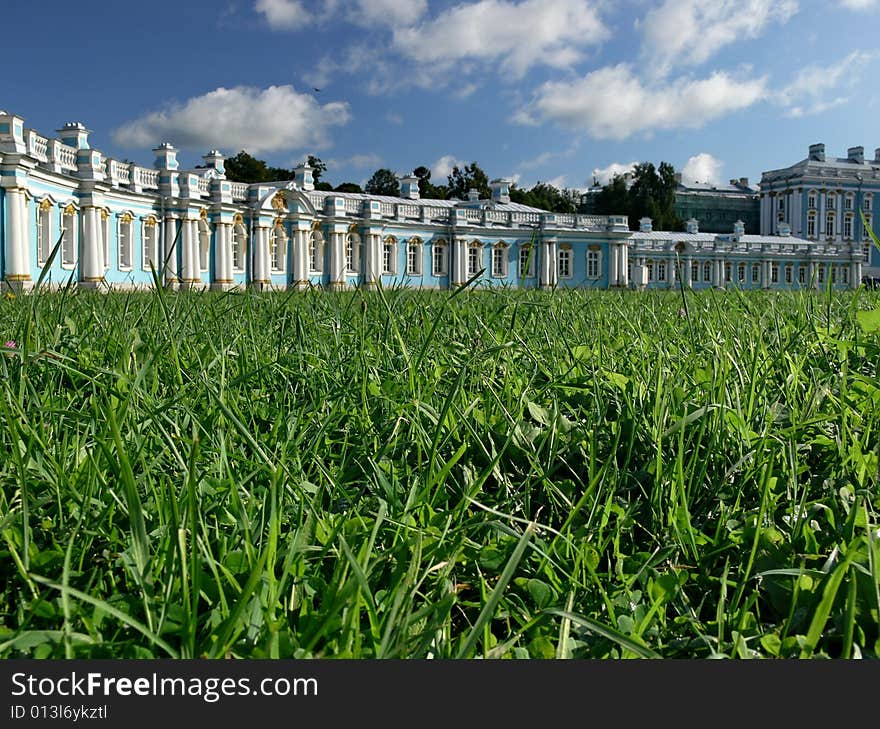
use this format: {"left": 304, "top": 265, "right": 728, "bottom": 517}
{"left": 580, "top": 171, "right": 760, "bottom": 235}
{"left": 759, "top": 143, "right": 880, "bottom": 278}
{"left": 673, "top": 174, "right": 760, "bottom": 234}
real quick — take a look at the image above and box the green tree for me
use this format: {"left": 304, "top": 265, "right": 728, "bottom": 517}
{"left": 447, "top": 162, "right": 490, "bottom": 200}
{"left": 224, "top": 151, "right": 270, "bottom": 183}
{"left": 413, "top": 165, "right": 447, "bottom": 199}
{"left": 365, "top": 168, "right": 401, "bottom": 196}
{"left": 308, "top": 155, "right": 327, "bottom": 184}
{"left": 334, "top": 182, "right": 363, "bottom": 193}
{"left": 592, "top": 175, "right": 631, "bottom": 218}
{"left": 629, "top": 162, "right": 680, "bottom": 231}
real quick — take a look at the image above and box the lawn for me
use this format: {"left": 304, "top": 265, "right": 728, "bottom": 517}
{"left": 0, "top": 284, "right": 878, "bottom": 658}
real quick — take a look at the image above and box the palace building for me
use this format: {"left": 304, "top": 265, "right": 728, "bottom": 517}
{"left": 0, "top": 110, "right": 865, "bottom": 292}
{"left": 760, "top": 143, "right": 880, "bottom": 279}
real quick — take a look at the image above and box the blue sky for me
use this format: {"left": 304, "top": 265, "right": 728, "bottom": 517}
{"left": 3, "top": 0, "right": 880, "bottom": 192}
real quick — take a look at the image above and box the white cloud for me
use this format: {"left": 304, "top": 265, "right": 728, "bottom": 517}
{"left": 431, "top": 155, "right": 467, "bottom": 180}
{"left": 385, "top": 112, "right": 403, "bottom": 125}
{"left": 256, "top": 0, "right": 427, "bottom": 29}
{"left": 255, "top": 0, "right": 311, "bottom": 29}
{"left": 681, "top": 153, "right": 723, "bottom": 184}
{"left": 326, "top": 153, "right": 383, "bottom": 169}
{"left": 113, "top": 85, "right": 351, "bottom": 155}
{"left": 838, "top": 0, "right": 876, "bottom": 8}
{"left": 774, "top": 50, "right": 878, "bottom": 117}
{"left": 591, "top": 161, "right": 637, "bottom": 186}
{"left": 392, "top": 0, "right": 608, "bottom": 78}
{"left": 515, "top": 64, "right": 766, "bottom": 140}
{"left": 544, "top": 175, "right": 568, "bottom": 189}
{"left": 640, "top": 0, "right": 798, "bottom": 76}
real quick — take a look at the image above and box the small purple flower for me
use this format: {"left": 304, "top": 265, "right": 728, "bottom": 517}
{"left": 4, "top": 340, "right": 15, "bottom": 349}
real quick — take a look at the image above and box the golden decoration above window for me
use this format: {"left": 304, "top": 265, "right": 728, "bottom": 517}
{"left": 272, "top": 192, "right": 287, "bottom": 211}
{"left": 39, "top": 198, "right": 53, "bottom": 212}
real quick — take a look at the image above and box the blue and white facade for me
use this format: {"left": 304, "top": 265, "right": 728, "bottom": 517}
{"left": 760, "top": 143, "right": 880, "bottom": 279}
{"left": 0, "top": 110, "right": 863, "bottom": 292}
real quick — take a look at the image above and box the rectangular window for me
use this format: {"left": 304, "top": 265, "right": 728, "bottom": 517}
{"left": 406, "top": 242, "right": 421, "bottom": 275}
{"left": 558, "top": 248, "right": 572, "bottom": 279}
{"left": 798, "top": 266, "right": 806, "bottom": 284}
{"left": 383, "top": 242, "right": 394, "bottom": 274}
{"left": 646, "top": 261, "right": 654, "bottom": 282}
{"left": 232, "top": 226, "right": 245, "bottom": 272}
{"left": 118, "top": 218, "right": 132, "bottom": 270}
{"left": 36, "top": 205, "right": 52, "bottom": 266}
{"left": 724, "top": 262, "right": 732, "bottom": 282}
{"left": 691, "top": 261, "right": 699, "bottom": 282}
{"left": 808, "top": 193, "right": 817, "bottom": 209}
{"left": 864, "top": 243, "right": 872, "bottom": 265}
{"left": 272, "top": 228, "right": 287, "bottom": 272}
{"left": 657, "top": 261, "right": 666, "bottom": 282}
{"left": 771, "top": 263, "right": 779, "bottom": 283}
{"left": 737, "top": 263, "right": 746, "bottom": 283}
{"left": 491, "top": 246, "right": 507, "bottom": 278}
{"left": 807, "top": 215, "right": 816, "bottom": 238}
{"left": 845, "top": 196, "right": 853, "bottom": 210}
{"left": 432, "top": 243, "right": 447, "bottom": 277}
{"left": 827, "top": 195, "right": 836, "bottom": 210}
{"left": 844, "top": 216, "right": 853, "bottom": 239}
{"left": 751, "top": 263, "right": 760, "bottom": 284}
{"left": 831, "top": 266, "right": 838, "bottom": 284}
{"left": 842, "top": 267, "right": 850, "bottom": 284}
{"left": 586, "top": 249, "right": 601, "bottom": 279}
{"left": 61, "top": 209, "right": 79, "bottom": 267}
{"left": 467, "top": 246, "right": 480, "bottom": 277}
{"left": 865, "top": 196, "right": 872, "bottom": 212}
{"left": 817, "top": 266, "right": 825, "bottom": 284}
{"left": 825, "top": 214, "right": 835, "bottom": 237}
{"left": 519, "top": 246, "right": 535, "bottom": 277}
{"left": 142, "top": 222, "right": 157, "bottom": 270}
{"left": 785, "top": 265, "right": 792, "bottom": 284}
{"left": 703, "top": 262, "right": 712, "bottom": 282}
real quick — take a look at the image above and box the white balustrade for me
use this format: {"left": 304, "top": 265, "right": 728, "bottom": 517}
{"left": 58, "top": 144, "right": 78, "bottom": 171}
{"left": 28, "top": 131, "right": 49, "bottom": 162}
{"left": 231, "top": 182, "right": 249, "bottom": 201}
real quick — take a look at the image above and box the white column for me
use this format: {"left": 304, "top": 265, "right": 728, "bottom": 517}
{"left": 451, "top": 237, "right": 465, "bottom": 286}
{"left": 669, "top": 256, "right": 677, "bottom": 289}
{"left": 851, "top": 258, "right": 861, "bottom": 289}
{"left": 818, "top": 193, "right": 826, "bottom": 241}
{"left": 608, "top": 243, "right": 618, "bottom": 287}
{"left": 81, "top": 206, "right": 104, "bottom": 286}
{"left": 619, "top": 242, "right": 629, "bottom": 287}
{"left": 179, "top": 218, "right": 194, "bottom": 287}
{"left": 684, "top": 256, "right": 692, "bottom": 287}
{"left": 291, "top": 229, "right": 307, "bottom": 288}
{"left": 329, "top": 231, "right": 345, "bottom": 289}
{"left": 4, "top": 187, "right": 31, "bottom": 288}
{"left": 251, "top": 224, "right": 269, "bottom": 287}
{"left": 162, "top": 216, "right": 178, "bottom": 287}
{"left": 364, "top": 233, "right": 379, "bottom": 289}
{"left": 213, "top": 223, "right": 231, "bottom": 290}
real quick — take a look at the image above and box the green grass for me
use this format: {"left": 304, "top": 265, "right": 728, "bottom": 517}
{"left": 0, "top": 284, "right": 878, "bottom": 659}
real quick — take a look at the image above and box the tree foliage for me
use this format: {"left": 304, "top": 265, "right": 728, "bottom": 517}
{"left": 591, "top": 161, "right": 681, "bottom": 231}
{"left": 447, "top": 162, "right": 490, "bottom": 201}
{"left": 334, "top": 182, "right": 364, "bottom": 193}
{"left": 510, "top": 182, "right": 578, "bottom": 214}
{"left": 413, "top": 165, "right": 447, "bottom": 200}
{"left": 365, "top": 168, "right": 401, "bottom": 197}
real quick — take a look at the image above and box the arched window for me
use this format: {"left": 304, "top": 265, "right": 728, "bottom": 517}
{"left": 269, "top": 221, "right": 287, "bottom": 272}
{"left": 468, "top": 241, "right": 483, "bottom": 278}
{"left": 119, "top": 213, "right": 134, "bottom": 270}
{"left": 432, "top": 239, "right": 448, "bottom": 276}
{"left": 199, "top": 218, "right": 211, "bottom": 272}
{"left": 60, "top": 204, "right": 78, "bottom": 267}
{"left": 382, "top": 236, "right": 396, "bottom": 274}
{"left": 309, "top": 230, "right": 324, "bottom": 273}
{"left": 346, "top": 232, "right": 361, "bottom": 274}
{"left": 492, "top": 241, "right": 508, "bottom": 278}
{"left": 36, "top": 199, "right": 53, "bottom": 266}
{"left": 232, "top": 222, "right": 247, "bottom": 272}
{"left": 406, "top": 237, "right": 422, "bottom": 276}
{"left": 142, "top": 217, "right": 158, "bottom": 270}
